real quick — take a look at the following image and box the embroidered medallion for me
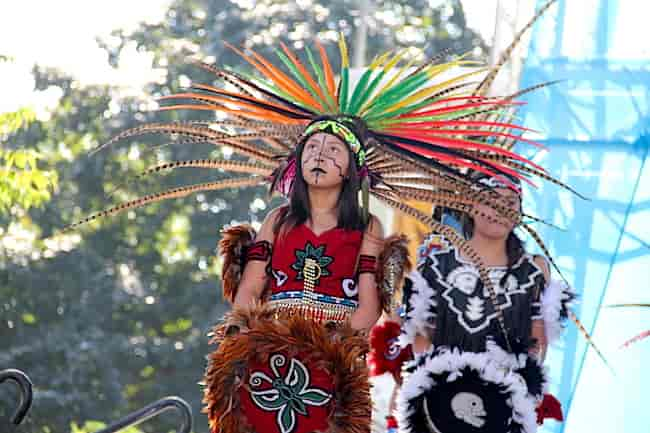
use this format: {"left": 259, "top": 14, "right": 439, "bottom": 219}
{"left": 249, "top": 353, "right": 332, "bottom": 433}
{"left": 427, "top": 249, "right": 542, "bottom": 334}
{"left": 291, "top": 242, "right": 333, "bottom": 286}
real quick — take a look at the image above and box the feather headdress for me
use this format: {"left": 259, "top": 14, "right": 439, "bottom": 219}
{"left": 66, "top": 0, "right": 595, "bottom": 352}
{"left": 70, "top": 33, "right": 559, "bottom": 237}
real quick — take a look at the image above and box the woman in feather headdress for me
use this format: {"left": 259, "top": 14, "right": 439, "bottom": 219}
{"left": 389, "top": 3, "right": 587, "bottom": 428}
{"left": 229, "top": 116, "right": 385, "bottom": 328}
{"left": 363, "top": 1, "right": 612, "bottom": 431}
{"left": 66, "top": 19, "right": 560, "bottom": 430}
{"left": 396, "top": 171, "right": 576, "bottom": 433}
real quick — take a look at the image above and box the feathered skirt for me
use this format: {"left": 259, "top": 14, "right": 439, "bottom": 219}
{"left": 396, "top": 342, "right": 547, "bottom": 433}
{"left": 203, "top": 305, "right": 371, "bottom": 433}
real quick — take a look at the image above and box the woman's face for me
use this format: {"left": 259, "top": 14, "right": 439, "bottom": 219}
{"left": 300, "top": 132, "right": 351, "bottom": 189}
{"left": 471, "top": 187, "right": 521, "bottom": 240}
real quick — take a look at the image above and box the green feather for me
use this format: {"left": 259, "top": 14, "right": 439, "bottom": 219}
{"left": 339, "top": 67, "right": 349, "bottom": 113}
{"left": 369, "top": 92, "right": 483, "bottom": 123}
{"left": 368, "top": 107, "right": 503, "bottom": 130}
{"left": 364, "top": 73, "right": 431, "bottom": 117}
{"left": 346, "top": 68, "right": 374, "bottom": 115}
{"left": 305, "top": 46, "right": 336, "bottom": 111}
{"left": 372, "top": 70, "right": 429, "bottom": 102}
{"left": 365, "top": 60, "right": 479, "bottom": 117}
{"left": 368, "top": 94, "right": 448, "bottom": 122}
{"left": 274, "top": 49, "right": 328, "bottom": 112}
{"left": 367, "top": 77, "right": 426, "bottom": 120}
{"left": 354, "top": 71, "right": 386, "bottom": 114}
{"left": 231, "top": 69, "right": 296, "bottom": 101}
{"left": 349, "top": 68, "right": 387, "bottom": 115}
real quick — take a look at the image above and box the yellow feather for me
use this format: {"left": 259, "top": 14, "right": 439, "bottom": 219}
{"left": 422, "top": 58, "right": 482, "bottom": 80}
{"left": 360, "top": 55, "right": 418, "bottom": 115}
{"left": 338, "top": 33, "right": 349, "bottom": 68}
{"left": 382, "top": 49, "right": 408, "bottom": 73}
{"left": 369, "top": 50, "right": 393, "bottom": 70}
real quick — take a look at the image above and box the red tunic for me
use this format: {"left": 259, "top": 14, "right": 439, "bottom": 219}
{"left": 267, "top": 224, "right": 363, "bottom": 323}
{"left": 238, "top": 225, "right": 366, "bottom": 433}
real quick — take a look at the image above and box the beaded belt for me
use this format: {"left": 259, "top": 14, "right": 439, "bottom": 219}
{"left": 268, "top": 257, "right": 358, "bottom": 323}
{"left": 268, "top": 291, "right": 357, "bottom": 324}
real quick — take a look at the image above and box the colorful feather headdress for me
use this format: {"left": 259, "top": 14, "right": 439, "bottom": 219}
{"left": 72, "top": 35, "right": 555, "bottom": 233}
{"left": 74, "top": 34, "right": 564, "bottom": 227}
{"left": 67, "top": 0, "right": 592, "bottom": 339}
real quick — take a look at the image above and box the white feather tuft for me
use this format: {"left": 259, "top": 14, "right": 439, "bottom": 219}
{"left": 541, "top": 279, "right": 576, "bottom": 344}
{"left": 398, "top": 270, "right": 437, "bottom": 348}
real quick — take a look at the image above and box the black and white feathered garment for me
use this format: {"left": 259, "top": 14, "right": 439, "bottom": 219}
{"left": 399, "top": 235, "right": 575, "bottom": 352}
{"left": 396, "top": 235, "right": 575, "bottom": 433}
{"left": 397, "top": 341, "right": 548, "bottom": 433}
{"left": 540, "top": 278, "right": 576, "bottom": 344}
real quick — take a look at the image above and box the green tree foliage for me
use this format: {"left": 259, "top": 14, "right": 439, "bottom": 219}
{"left": 0, "top": 108, "right": 58, "bottom": 214}
{"left": 0, "top": 1, "right": 485, "bottom": 432}
{"left": 0, "top": 56, "right": 57, "bottom": 215}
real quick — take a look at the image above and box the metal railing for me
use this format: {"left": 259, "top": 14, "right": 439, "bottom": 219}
{"left": 94, "top": 396, "right": 192, "bottom": 433}
{"left": 1, "top": 368, "right": 193, "bottom": 432}
{"left": 0, "top": 368, "right": 33, "bottom": 425}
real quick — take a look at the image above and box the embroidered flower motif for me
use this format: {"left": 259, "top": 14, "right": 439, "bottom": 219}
{"left": 292, "top": 242, "right": 333, "bottom": 285}
{"left": 249, "top": 353, "right": 332, "bottom": 433}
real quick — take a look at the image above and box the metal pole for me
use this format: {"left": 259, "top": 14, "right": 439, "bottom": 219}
{"left": 353, "top": 0, "right": 371, "bottom": 68}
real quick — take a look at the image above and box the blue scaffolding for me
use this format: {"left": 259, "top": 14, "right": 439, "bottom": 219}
{"left": 518, "top": 1, "right": 650, "bottom": 432}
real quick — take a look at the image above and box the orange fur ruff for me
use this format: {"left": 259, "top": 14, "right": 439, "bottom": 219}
{"left": 218, "top": 224, "right": 257, "bottom": 302}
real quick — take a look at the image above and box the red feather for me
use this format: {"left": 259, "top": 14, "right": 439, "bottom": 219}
{"left": 395, "top": 95, "right": 518, "bottom": 116}
{"left": 536, "top": 393, "right": 564, "bottom": 425}
{"left": 367, "top": 320, "right": 412, "bottom": 378}
{"left": 394, "top": 119, "right": 535, "bottom": 132}
{"left": 385, "top": 130, "right": 545, "bottom": 173}
{"left": 389, "top": 141, "right": 530, "bottom": 189}
{"left": 386, "top": 127, "right": 544, "bottom": 150}
{"left": 398, "top": 99, "right": 525, "bottom": 119}
{"left": 620, "top": 329, "right": 650, "bottom": 349}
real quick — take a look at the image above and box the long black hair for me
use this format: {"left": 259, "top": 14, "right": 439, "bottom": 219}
{"left": 272, "top": 130, "right": 366, "bottom": 237}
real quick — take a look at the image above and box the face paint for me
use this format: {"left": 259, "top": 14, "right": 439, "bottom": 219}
{"left": 301, "top": 133, "right": 350, "bottom": 189}
{"left": 301, "top": 119, "right": 364, "bottom": 168}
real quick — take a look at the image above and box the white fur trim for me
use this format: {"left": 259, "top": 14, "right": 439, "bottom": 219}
{"left": 398, "top": 270, "right": 437, "bottom": 348}
{"left": 396, "top": 342, "right": 541, "bottom": 433}
{"left": 541, "top": 279, "right": 576, "bottom": 344}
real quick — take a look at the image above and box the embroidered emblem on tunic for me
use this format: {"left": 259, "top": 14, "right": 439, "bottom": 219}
{"left": 291, "top": 242, "right": 333, "bottom": 286}
{"left": 249, "top": 353, "right": 332, "bottom": 433}
{"left": 429, "top": 249, "right": 541, "bottom": 334}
